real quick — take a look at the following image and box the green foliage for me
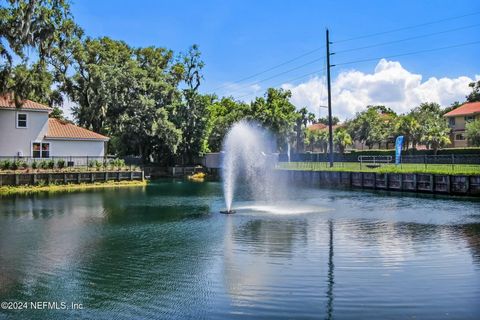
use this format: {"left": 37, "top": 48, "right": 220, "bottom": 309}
{"left": 466, "top": 119, "right": 480, "bottom": 146}
{"left": 317, "top": 116, "right": 340, "bottom": 126}
{"left": 304, "top": 128, "right": 328, "bottom": 153}
{"left": 0, "top": 0, "right": 79, "bottom": 104}
{"left": 57, "top": 159, "right": 65, "bottom": 169}
{"left": 395, "top": 115, "right": 420, "bottom": 150}
{"left": 201, "top": 97, "right": 251, "bottom": 153}
{"left": 411, "top": 103, "right": 450, "bottom": 153}
{"left": 1, "top": 160, "right": 12, "bottom": 170}
{"left": 346, "top": 105, "right": 397, "bottom": 148}
{"left": 250, "top": 88, "right": 298, "bottom": 150}
{"left": 47, "top": 160, "right": 55, "bottom": 169}
{"left": 39, "top": 160, "right": 48, "bottom": 169}
{"left": 466, "top": 80, "right": 480, "bottom": 103}
{"left": 334, "top": 128, "right": 352, "bottom": 154}
{"left": 32, "top": 161, "right": 38, "bottom": 170}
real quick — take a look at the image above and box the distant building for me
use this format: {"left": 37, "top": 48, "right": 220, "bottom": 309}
{"left": 0, "top": 94, "right": 109, "bottom": 158}
{"left": 443, "top": 101, "right": 480, "bottom": 147}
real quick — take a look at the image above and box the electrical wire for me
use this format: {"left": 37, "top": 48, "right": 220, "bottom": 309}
{"left": 335, "top": 23, "right": 480, "bottom": 55}
{"left": 214, "top": 10, "right": 480, "bottom": 91}
{"left": 334, "top": 40, "right": 480, "bottom": 67}
{"left": 334, "top": 11, "right": 480, "bottom": 43}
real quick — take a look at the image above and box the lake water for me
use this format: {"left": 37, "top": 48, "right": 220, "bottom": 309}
{"left": 0, "top": 180, "right": 480, "bottom": 319}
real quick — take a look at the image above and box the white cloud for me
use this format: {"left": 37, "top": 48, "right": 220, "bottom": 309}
{"left": 282, "top": 59, "right": 478, "bottom": 120}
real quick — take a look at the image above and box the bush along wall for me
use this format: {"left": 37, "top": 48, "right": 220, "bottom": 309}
{"left": 279, "top": 148, "right": 480, "bottom": 163}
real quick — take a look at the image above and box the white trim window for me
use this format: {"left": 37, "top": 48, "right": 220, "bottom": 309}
{"left": 32, "top": 142, "right": 50, "bottom": 158}
{"left": 16, "top": 112, "right": 27, "bottom": 128}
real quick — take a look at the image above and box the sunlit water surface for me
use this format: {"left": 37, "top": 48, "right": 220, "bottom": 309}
{"left": 0, "top": 180, "right": 480, "bottom": 319}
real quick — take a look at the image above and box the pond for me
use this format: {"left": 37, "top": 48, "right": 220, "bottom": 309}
{"left": 0, "top": 180, "right": 479, "bottom": 319}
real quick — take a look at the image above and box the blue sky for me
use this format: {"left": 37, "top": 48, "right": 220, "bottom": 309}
{"left": 70, "top": 0, "right": 480, "bottom": 118}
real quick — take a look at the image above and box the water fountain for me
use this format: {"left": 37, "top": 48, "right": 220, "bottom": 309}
{"left": 221, "top": 121, "right": 277, "bottom": 214}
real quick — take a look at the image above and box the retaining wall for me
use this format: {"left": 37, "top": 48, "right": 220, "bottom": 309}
{"left": 283, "top": 170, "right": 480, "bottom": 196}
{"left": 0, "top": 171, "right": 144, "bottom": 187}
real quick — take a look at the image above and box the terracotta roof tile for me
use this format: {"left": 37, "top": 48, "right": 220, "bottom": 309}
{"left": 444, "top": 102, "right": 480, "bottom": 117}
{"left": 45, "top": 118, "right": 109, "bottom": 141}
{"left": 307, "top": 123, "right": 342, "bottom": 131}
{"left": 0, "top": 93, "right": 53, "bottom": 111}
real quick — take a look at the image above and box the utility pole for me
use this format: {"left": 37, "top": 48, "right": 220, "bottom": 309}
{"left": 326, "top": 29, "right": 334, "bottom": 167}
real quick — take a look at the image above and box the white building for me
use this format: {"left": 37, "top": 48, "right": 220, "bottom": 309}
{"left": 0, "top": 94, "right": 108, "bottom": 159}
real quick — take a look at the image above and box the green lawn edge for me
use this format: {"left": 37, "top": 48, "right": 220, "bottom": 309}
{"left": 0, "top": 180, "right": 147, "bottom": 196}
{"left": 277, "top": 163, "right": 480, "bottom": 176}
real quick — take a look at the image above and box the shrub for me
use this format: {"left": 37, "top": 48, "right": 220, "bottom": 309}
{"left": 11, "top": 161, "right": 19, "bottom": 170}
{"left": 32, "top": 161, "right": 38, "bottom": 170}
{"left": 88, "top": 160, "right": 95, "bottom": 168}
{"left": 47, "top": 160, "right": 55, "bottom": 169}
{"left": 57, "top": 159, "right": 65, "bottom": 169}
{"left": 1, "top": 160, "right": 11, "bottom": 170}
{"left": 39, "top": 160, "right": 48, "bottom": 169}
{"left": 96, "top": 161, "right": 102, "bottom": 169}
{"left": 18, "top": 160, "right": 28, "bottom": 170}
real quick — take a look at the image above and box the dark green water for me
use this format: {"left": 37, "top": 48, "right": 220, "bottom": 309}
{"left": 0, "top": 180, "right": 480, "bottom": 319}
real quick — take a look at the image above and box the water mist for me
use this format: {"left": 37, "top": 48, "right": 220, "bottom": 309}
{"left": 221, "top": 121, "right": 277, "bottom": 212}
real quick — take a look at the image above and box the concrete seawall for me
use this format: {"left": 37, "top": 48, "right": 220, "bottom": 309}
{"left": 0, "top": 171, "right": 144, "bottom": 186}
{"left": 282, "top": 170, "right": 480, "bottom": 196}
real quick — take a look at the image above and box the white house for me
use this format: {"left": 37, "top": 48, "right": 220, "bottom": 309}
{"left": 0, "top": 94, "right": 108, "bottom": 159}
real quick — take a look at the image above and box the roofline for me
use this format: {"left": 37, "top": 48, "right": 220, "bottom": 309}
{"left": 44, "top": 136, "right": 109, "bottom": 142}
{"left": 444, "top": 111, "right": 480, "bottom": 117}
{"left": 0, "top": 106, "right": 52, "bottom": 113}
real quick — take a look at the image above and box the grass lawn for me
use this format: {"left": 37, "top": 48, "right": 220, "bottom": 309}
{"left": 0, "top": 180, "right": 147, "bottom": 196}
{"left": 277, "top": 162, "right": 480, "bottom": 175}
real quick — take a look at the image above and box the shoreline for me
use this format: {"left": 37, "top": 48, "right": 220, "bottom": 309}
{"left": 0, "top": 180, "right": 147, "bottom": 196}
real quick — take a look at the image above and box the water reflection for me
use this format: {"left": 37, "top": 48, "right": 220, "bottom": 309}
{"left": 1, "top": 182, "right": 480, "bottom": 319}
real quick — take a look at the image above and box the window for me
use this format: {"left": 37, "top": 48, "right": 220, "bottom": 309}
{"left": 17, "top": 113, "right": 27, "bottom": 128}
{"left": 465, "top": 115, "right": 475, "bottom": 122}
{"left": 32, "top": 142, "right": 50, "bottom": 158}
{"left": 455, "top": 133, "right": 465, "bottom": 141}
{"left": 32, "top": 143, "right": 41, "bottom": 158}
{"left": 448, "top": 117, "right": 455, "bottom": 126}
{"left": 42, "top": 143, "right": 50, "bottom": 158}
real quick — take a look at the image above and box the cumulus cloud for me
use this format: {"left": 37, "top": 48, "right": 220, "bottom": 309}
{"left": 282, "top": 59, "right": 478, "bottom": 120}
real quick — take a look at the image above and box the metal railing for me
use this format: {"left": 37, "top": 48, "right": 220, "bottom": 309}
{"left": 358, "top": 155, "right": 392, "bottom": 168}
{"left": 0, "top": 155, "right": 115, "bottom": 167}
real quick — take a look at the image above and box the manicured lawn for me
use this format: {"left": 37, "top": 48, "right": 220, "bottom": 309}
{"left": 277, "top": 161, "right": 480, "bottom": 175}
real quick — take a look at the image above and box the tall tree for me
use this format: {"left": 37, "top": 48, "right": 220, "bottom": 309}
{"left": 176, "top": 45, "right": 208, "bottom": 164}
{"left": 466, "top": 120, "right": 480, "bottom": 147}
{"left": 333, "top": 127, "right": 352, "bottom": 154}
{"left": 411, "top": 102, "right": 450, "bottom": 153}
{"left": 0, "top": 0, "right": 76, "bottom": 104}
{"left": 466, "top": 80, "right": 480, "bottom": 103}
{"left": 396, "top": 115, "right": 420, "bottom": 150}
{"left": 250, "top": 88, "right": 297, "bottom": 150}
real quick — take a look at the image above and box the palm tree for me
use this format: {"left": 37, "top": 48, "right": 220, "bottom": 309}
{"left": 334, "top": 128, "right": 352, "bottom": 154}
{"left": 396, "top": 115, "right": 420, "bottom": 150}
{"left": 421, "top": 120, "right": 451, "bottom": 154}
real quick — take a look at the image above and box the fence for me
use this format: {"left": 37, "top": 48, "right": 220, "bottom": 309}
{"left": 0, "top": 155, "right": 117, "bottom": 167}
{"left": 0, "top": 171, "right": 144, "bottom": 186}
{"left": 279, "top": 153, "right": 480, "bottom": 165}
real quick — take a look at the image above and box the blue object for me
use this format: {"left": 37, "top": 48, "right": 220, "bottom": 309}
{"left": 395, "top": 136, "right": 404, "bottom": 165}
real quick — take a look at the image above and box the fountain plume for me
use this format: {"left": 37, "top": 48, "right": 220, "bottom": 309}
{"left": 222, "top": 121, "right": 277, "bottom": 212}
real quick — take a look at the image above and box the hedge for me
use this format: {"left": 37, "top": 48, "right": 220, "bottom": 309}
{"left": 280, "top": 147, "right": 480, "bottom": 163}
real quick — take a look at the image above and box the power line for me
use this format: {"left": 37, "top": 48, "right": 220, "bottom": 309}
{"left": 253, "top": 56, "right": 326, "bottom": 84}
{"left": 334, "top": 11, "right": 480, "bottom": 43}
{"left": 335, "top": 23, "right": 480, "bottom": 55}
{"left": 215, "top": 10, "right": 480, "bottom": 91}
{"left": 334, "top": 40, "right": 480, "bottom": 67}
{"left": 234, "top": 67, "right": 327, "bottom": 100}
{"left": 232, "top": 39, "right": 480, "bottom": 101}
{"left": 212, "top": 46, "right": 325, "bottom": 91}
